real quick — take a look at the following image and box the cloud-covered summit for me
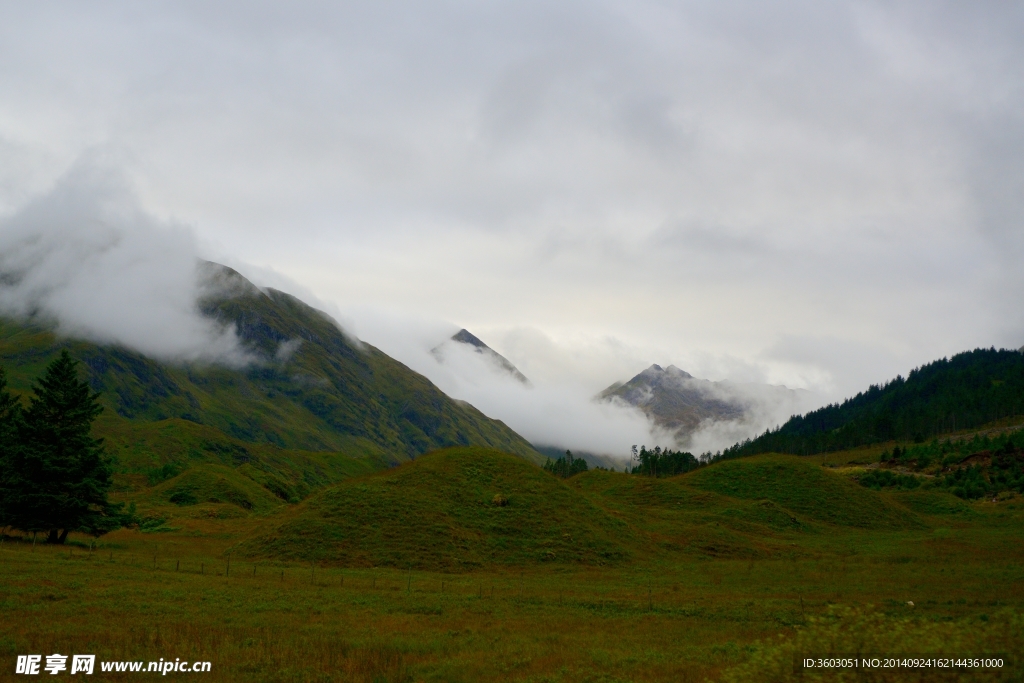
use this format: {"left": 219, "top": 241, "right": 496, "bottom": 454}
{"left": 600, "top": 363, "right": 814, "bottom": 454}
{"left": 0, "top": 161, "right": 248, "bottom": 364}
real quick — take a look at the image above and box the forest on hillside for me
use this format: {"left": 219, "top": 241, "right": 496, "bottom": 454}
{"left": 719, "top": 348, "right": 1024, "bottom": 459}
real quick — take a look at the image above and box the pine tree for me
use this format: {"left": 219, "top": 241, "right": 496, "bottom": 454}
{"left": 3, "top": 350, "right": 124, "bottom": 543}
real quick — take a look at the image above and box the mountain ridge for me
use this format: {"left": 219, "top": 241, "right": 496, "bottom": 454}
{"left": 0, "top": 264, "right": 543, "bottom": 471}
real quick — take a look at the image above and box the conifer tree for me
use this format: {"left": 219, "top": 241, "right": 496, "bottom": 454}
{"left": 3, "top": 350, "right": 125, "bottom": 543}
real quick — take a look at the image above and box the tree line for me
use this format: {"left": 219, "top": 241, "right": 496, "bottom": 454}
{"left": 716, "top": 348, "right": 1024, "bottom": 460}
{"left": 543, "top": 450, "right": 589, "bottom": 478}
{"left": 0, "top": 351, "right": 133, "bottom": 544}
{"left": 629, "top": 445, "right": 702, "bottom": 477}
{"left": 543, "top": 445, "right": 704, "bottom": 479}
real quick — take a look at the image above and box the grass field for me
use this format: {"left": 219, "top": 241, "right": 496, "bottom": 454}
{"left": 2, "top": 447, "right": 1023, "bottom": 681}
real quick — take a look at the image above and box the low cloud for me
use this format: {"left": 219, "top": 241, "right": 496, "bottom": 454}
{"left": 345, "top": 312, "right": 655, "bottom": 459}
{"left": 681, "top": 380, "right": 819, "bottom": 456}
{"left": 0, "top": 159, "right": 248, "bottom": 364}
{"left": 436, "top": 340, "right": 654, "bottom": 458}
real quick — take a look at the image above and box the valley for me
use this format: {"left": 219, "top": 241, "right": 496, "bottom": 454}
{"left": 2, "top": 272, "right": 1023, "bottom": 681}
{"left": 3, "top": 437, "right": 1023, "bottom": 681}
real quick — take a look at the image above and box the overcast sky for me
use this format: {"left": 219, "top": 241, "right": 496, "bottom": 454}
{"left": 2, "top": 1, "right": 1023, "bottom": 412}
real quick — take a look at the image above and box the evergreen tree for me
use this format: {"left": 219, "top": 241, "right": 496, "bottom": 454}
{"left": 3, "top": 350, "right": 125, "bottom": 543}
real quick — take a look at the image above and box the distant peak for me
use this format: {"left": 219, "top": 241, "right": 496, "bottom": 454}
{"left": 664, "top": 365, "right": 693, "bottom": 379}
{"left": 451, "top": 328, "right": 488, "bottom": 350}
{"left": 442, "top": 328, "right": 530, "bottom": 385}
{"left": 639, "top": 364, "right": 692, "bottom": 379}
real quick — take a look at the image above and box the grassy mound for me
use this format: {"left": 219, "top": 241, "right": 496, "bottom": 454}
{"left": 145, "top": 464, "right": 285, "bottom": 514}
{"left": 681, "top": 455, "right": 923, "bottom": 529}
{"left": 571, "top": 470, "right": 819, "bottom": 561}
{"left": 238, "top": 447, "right": 632, "bottom": 570}
{"left": 571, "top": 469, "right": 720, "bottom": 509}
{"left": 890, "top": 490, "right": 976, "bottom": 516}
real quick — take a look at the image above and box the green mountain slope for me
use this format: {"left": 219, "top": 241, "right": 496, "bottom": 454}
{"left": 722, "top": 348, "right": 1024, "bottom": 458}
{"left": 0, "top": 265, "right": 541, "bottom": 471}
{"left": 238, "top": 447, "right": 633, "bottom": 570}
{"left": 98, "top": 417, "right": 380, "bottom": 500}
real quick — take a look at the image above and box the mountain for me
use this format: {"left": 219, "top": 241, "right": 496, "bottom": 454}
{"left": 598, "top": 364, "right": 806, "bottom": 446}
{"left": 720, "top": 347, "right": 1024, "bottom": 459}
{"left": 431, "top": 328, "right": 530, "bottom": 385}
{"left": 0, "top": 264, "right": 542, "bottom": 477}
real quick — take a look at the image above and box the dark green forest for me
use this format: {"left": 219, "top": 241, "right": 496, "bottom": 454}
{"left": 719, "top": 348, "right": 1024, "bottom": 459}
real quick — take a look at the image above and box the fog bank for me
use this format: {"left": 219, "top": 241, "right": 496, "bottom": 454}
{"left": 0, "top": 161, "right": 247, "bottom": 364}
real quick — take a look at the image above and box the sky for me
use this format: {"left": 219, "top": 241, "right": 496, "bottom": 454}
{"left": 1, "top": 2, "right": 1023, "bottom": 455}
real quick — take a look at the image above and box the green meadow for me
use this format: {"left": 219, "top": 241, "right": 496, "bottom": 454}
{"left": 2, "top": 446, "right": 1023, "bottom": 682}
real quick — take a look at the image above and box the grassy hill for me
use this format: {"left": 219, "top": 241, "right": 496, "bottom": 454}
{"left": 239, "top": 447, "right": 936, "bottom": 570}
{"left": 142, "top": 463, "right": 286, "bottom": 514}
{"left": 238, "top": 447, "right": 633, "bottom": 570}
{"left": 680, "top": 454, "right": 922, "bottom": 529}
{"left": 568, "top": 468, "right": 818, "bottom": 560}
